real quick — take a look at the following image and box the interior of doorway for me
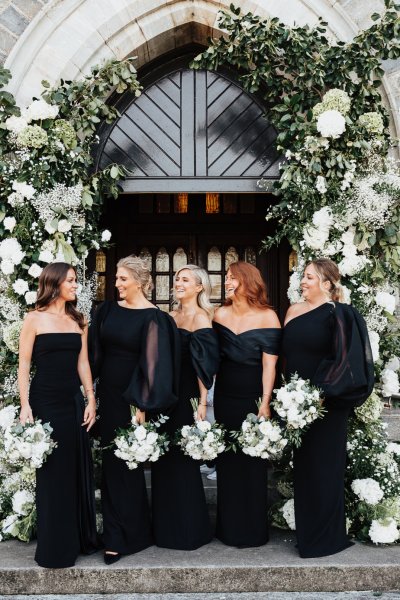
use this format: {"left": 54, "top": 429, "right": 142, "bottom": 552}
{"left": 94, "top": 193, "right": 290, "bottom": 321}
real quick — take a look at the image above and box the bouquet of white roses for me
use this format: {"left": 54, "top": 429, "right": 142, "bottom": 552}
{"left": 176, "top": 399, "right": 226, "bottom": 461}
{"left": 114, "top": 412, "right": 170, "bottom": 470}
{"left": 271, "top": 374, "right": 325, "bottom": 447}
{"left": 231, "top": 409, "right": 288, "bottom": 460}
{"left": 0, "top": 405, "right": 57, "bottom": 470}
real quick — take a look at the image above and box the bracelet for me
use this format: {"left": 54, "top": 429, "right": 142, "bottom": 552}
{"left": 85, "top": 388, "right": 94, "bottom": 393}
{"left": 200, "top": 403, "right": 207, "bottom": 407}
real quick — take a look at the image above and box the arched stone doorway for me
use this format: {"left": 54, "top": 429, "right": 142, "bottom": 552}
{"left": 95, "top": 59, "right": 289, "bottom": 315}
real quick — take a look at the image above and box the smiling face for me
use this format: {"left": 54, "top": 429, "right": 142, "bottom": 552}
{"left": 59, "top": 268, "right": 78, "bottom": 302}
{"left": 174, "top": 268, "right": 202, "bottom": 301}
{"left": 224, "top": 268, "right": 241, "bottom": 300}
{"left": 301, "top": 264, "right": 330, "bottom": 302}
{"left": 115, "top": 266, "right": 142, "bottom": 300}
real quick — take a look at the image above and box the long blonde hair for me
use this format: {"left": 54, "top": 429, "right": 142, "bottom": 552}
{"left": 172, "top": 264, "right": 214, "bottom": 319}
{"left": 309, "top": 258, "right": 344, "bottom": 302}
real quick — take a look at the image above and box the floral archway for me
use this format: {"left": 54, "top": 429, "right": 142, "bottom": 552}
{"left": 0, "top": 2, "right": 399, "bottom": 544}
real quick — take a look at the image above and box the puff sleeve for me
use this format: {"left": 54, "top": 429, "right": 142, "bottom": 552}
{"left": 260, "top": 328, "right": 282, "bottom": 356}
{"left": 189, "top": 328, "right": 220, "bottom": 390}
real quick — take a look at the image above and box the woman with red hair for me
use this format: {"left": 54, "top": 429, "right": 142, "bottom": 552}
{"left": 213, "top": 261, "right": 281, "bottom": 547}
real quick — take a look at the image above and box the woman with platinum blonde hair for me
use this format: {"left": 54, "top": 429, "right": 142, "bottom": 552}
{"left": 282, "top": 257, "right": 373, "bottom": 558}
{"left": 89, "top": 255, "right": 180, "bottom": 564}
{"left": 151, "top": 264, "right": 219, "bottom": 549}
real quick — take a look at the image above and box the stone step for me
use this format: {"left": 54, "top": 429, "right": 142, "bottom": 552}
{"left": 382, "top": 407, "right": 400, "bottom": 441}
{"left": 0, "top": 530, "right": 399, "bottom": 594}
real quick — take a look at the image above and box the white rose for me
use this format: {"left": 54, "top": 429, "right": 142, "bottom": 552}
{"left": 58, "top": 219, "right": 72, "bottom": 233}
{"left": 24, "top": 291, "right": 37, "bottom": 305}
{"left": 101, "top": 230, "right": 112, "bottom": 242}
{"left": 315, "top": 175, "right": 327, "bottom": 194}
{"left": 316, "top": 110, "right": 346, "bottom": 138}
{"left": 0, "top": 405, "right": 17, "bottom": 429}
{"left": 12, "top": 489, "right": 34, "bottom": 516}
{"left": 12, "top": 181, "right": 35, "bottom": 200}
{"left": 7, "top": 192, "right": 24, "bottom": 208}
{"left": 44, "top": 220, "right": 57, "bottom": 234}
{"left": 134, "top": 425, "right": 147, "bottom": 441}
{"left": 197, "top": 420, "right": 211, "bottom": 433}
{"left": 375, "top": 291, "right": 396, "bottom": 315}
{"left": 386, "top": 356, "right": 400, "bottom": 372}
{"left": 3, "top": 217, "right": 16, "bottom": 232}
{"left": 38, "top": 250, "right": 54, "bottom": 263}
{"left": 12, "top": 279, "right": 29, "bottom": 295}
{"left": 28, "top": 263, "right": 43, "bottom": 278}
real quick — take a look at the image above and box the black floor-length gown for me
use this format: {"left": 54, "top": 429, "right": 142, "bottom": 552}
{"left": 213, "top": 323, "right": 281, "bottom": 547}
{"left": 29, "top": 333, "right": 98, "bottom": 568}
{"left": 152, "top": 328, "right": 219, "bottom": 549}
{"left": 282, "top": 303, "right": 354, "bottom": 558}
{"left": 90, "top": 302, "right": 179, "bottom": 555}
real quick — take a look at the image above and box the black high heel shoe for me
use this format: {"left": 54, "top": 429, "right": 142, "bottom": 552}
{"left": 104, "top": 551, "right": 121, "bottom": 565}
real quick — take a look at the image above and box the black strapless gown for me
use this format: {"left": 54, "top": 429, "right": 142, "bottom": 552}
{"left": 29, "top": 333, "right": 98, "bottom": 568}
{"left": 213, "top": 323, "right": 281, "bottom": 547}
{"left": 282, "top": 303, "right": 354, "bottom": 558}
{"left": 151, "top": 328, "right": 219, "bottom": 550}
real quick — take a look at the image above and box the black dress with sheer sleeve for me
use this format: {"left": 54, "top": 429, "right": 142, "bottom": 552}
{"left": 89, "top": 302, "right": 180, "bottom": 555}
{"left": 29, "top": 333, "right": 99, "bottom": 568}
{"left": 213, "top": 322, "right": 281, "bottom": 548}
{"left": 282, "top": 302, "right": 354, "bottom": 558}
{"left": 151, "top": 327, "right": 219, "bottom": 549}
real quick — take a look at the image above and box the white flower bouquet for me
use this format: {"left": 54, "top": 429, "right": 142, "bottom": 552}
{"left": 176, "top": 399, "right": 226, "bottom": 461}
{"left": 2, "top": 418, "right": 57, "bottom": 470}
{"left": 231, "top": 409, "right": 288, "bottom": 460}
{"left": 271, "top": 374, "right": 326, "bottom": 447}
{"left": 114, "top": 413, "right": 170, "bottom": 470}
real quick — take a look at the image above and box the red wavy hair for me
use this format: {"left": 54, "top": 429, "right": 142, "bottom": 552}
{"left": 225, "top": 261, "right": 272, "bottom": 310}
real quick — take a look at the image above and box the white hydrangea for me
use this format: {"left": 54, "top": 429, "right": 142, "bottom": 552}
{"left": 28, "top": 263, "right": 42, "bottom": 278}
{"left": 381, "top": 369, "right": 400, "bottom": 398}
{"left": 1, "top": 259, "right": 15, "bottom": 275}
{"left": 0, "top": 405, "right": 17, "bottom": 430}
{"left": 351, "top": 478, "right": 384, "bottom": 505}
{"left": 315, "top": 175, "right": 327, "bottom": 194}
{"left": 387, "top": 442, "right": 400, "bottom": 456}
{"left": 22, "top": 99, "right": 59, "bottom": 122}
{"left": 101, "top": 229, "right": 112, "bottom": 242}
{"left": 12, "top": 279, "right": 29, "bottom": 296}
{"left": 0, "top": 238, "right": 25, "bottom": 275}
{"left": 281, "top": 499, "right": 296, "bottom": 530}
{"left": 386, "top": 356, "right": 400, "bottom": 372}
{"left": 316, "top": 110, "right": 346, "bottom": 139}
{"left": 367, "top": 330, "right": 380, "bottom": 363}
{"left": 375, "top": 291, "right": 396, "bottom": 315}
{"left": 369, "top": 518, "right": 399, "bottom": 544}
{"left": 5, "top": 115, "right": 29, "bottom": 134}
{"left": 12, "top": 489, "right": 34, "bottom": 516}
{"left": 3, "top": 217, "right": 16, "bottom": 232}
{"left": 338, "top": 253, "right": 370, "bottom": 277}
{"left": 287, "top": 271, "right": 303, "bottom": 304}
{"left": 24, "top": 291, "right": 37, "bottom": 305}
{"left": 12, "top": 181, "right": 35, "bottom": 200}
{"left": 303, "top": 225, "right": 329, "bottom": 250}
{"left": 341, "top": 285, "right": 351, "bottom": 304}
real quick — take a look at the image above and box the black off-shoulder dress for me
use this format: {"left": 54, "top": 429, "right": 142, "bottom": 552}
{"left": 152, "top": 327, "right": 219, "bottom": 549}
{"left": 89, "top": 302, "right": 180, "bottom": 555}
{"left": 213, "top": 323, "right": 281, "bottom": 548}
{"left": 282, "top": 303, "right": 354, "bottom": 558}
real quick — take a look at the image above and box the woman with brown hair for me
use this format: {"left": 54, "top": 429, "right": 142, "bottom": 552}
{"left": 282, "top": 258, "right": 373, "bottom": 558}
{"left": 213, "top": 261, "right": 281, "bottom": 547}
{"left": 89, "top": 255, "right": 180, "bottom": 564}
{"left": 18, "top": 262, "right": 99, "bottom": 568}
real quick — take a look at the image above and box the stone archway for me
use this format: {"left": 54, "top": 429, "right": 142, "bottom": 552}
{"left": 2, "top": 0, "right": 399, "bottom": 141}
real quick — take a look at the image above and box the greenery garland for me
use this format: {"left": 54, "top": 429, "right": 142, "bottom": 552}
{"left": 193, "top": 2, "right": 400, "bottom": 544}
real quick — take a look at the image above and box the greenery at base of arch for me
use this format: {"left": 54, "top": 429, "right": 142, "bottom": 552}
{"left": 193, "top": 2, "right": 400, "bottom": 544}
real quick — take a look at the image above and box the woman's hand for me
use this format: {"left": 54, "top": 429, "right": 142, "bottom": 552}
{"left": 19, "top": 404, "right": 34, "bottom": 425}
{"left": 82, "top": 401, "right": 96, "bottom": 431}
{"left": 196, "top": 403, "right": 207, "bottom": 421}
{"left": 136, "top": 409, "right": 146, "bottom": 424}
{"left": 258, "top": 400, "right": 271, "bottom": 419}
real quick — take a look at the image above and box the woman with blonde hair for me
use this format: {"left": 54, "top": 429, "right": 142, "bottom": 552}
{"left": 89, "top": 255, "right": 180, "bottom": 563}
{"left": 282, "top": 258, "right": 373, "bottom": 558}
{"left": 18, "top": 262, "right": 98, "bottom": 568}
{"left": 213, "top": 261, "right": 281, "bottom": 547}
{"left": 151, "top": 264, "right": 219, "bottom": 549}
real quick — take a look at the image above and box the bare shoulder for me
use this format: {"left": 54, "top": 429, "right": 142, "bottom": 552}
{"left": 284, "top": 302, "right": 306, "bottom": 324}
{"left": 193, "top": 311, "right": 212, "bottom": 330}
{"left": 259, "top": 308, "right": 281, "bottom": 329}
{"left": 23, "top": 310, "right": 39, "bottom": 328}
{"left": 213, "top": 305, "right": 230, "bottom": 324}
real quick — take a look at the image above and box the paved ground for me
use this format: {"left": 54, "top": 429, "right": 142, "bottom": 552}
{"left": 0, "top": 593, "right": 399, "bottom": 599}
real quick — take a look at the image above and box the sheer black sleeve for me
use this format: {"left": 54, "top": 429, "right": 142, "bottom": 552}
{"left": 260, "top": 328, "right": 282, "bottom": 356}
{"left": 88, "top": 301, "right": 112, "bottom": 380}
{"left": 122, "top": 310, "right": 181, "bottom": 412}
{"left": 189, "top": 328, "right": 219, "bottom": 390}
{"left": 312, "top": 302, "right": 374, "bottom": 408}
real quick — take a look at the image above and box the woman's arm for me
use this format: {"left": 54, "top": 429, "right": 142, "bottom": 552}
{"left": 77, "top": 324, "right": 96, "bottom": 431}
{"left": 196, "top": 378, "right": 208, "bottom": 420}
{"left": 18, "top": 313, "right": 36, "bottom": 424}
{"left": 258, "top": 352, "right": 278, "bottom": 419}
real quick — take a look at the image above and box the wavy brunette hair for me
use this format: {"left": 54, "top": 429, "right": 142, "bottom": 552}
{"left": 35, "top": 262, "right": 85, "bottom": 330}
{"left": 225, "top": 261, "right": 272, "bottom": 310}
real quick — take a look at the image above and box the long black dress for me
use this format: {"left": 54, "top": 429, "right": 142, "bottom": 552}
{"left": 213, "top": 323, "right": 281, "bottom": 547}
{"left": 29, "top": 333, "right": 98, "bottom": 568}
{"left": 282, "top": 303, "right": 354, "bottom": 558}
{"left": 89, "top": 302, "right": 179, "bottom": 555}
{"left": 152, "top": 328, "right": 219, "bottom": 549}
